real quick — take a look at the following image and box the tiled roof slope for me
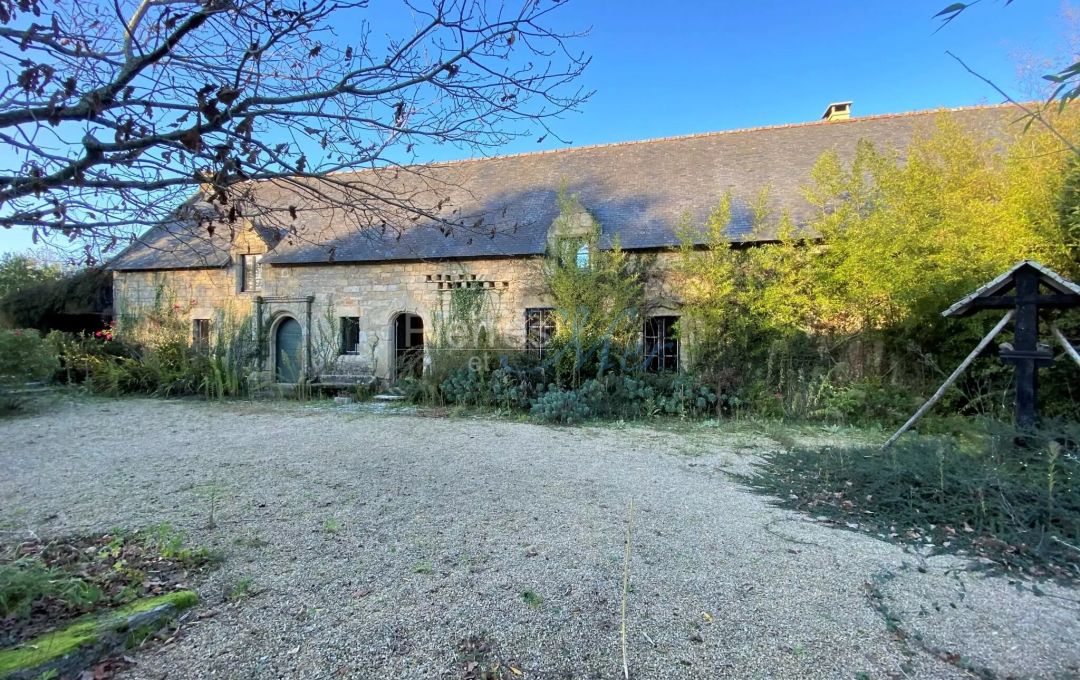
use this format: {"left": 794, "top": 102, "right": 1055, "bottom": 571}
{"left": 111, "top": 104, "right": 1016, "bottom": 270}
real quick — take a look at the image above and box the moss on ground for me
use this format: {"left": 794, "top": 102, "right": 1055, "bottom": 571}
{"left": 0, "top": 590, "right": 197, "bottom": 675}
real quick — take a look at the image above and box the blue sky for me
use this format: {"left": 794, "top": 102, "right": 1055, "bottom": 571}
{"left": 0, "top": 0, "right": 1070, "bottom": 256}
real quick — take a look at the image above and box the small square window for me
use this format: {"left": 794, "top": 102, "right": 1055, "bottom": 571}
{"left": 340, "top": 316, "right": 360, "bottom": 354}
{"left": 240, "top": 254, "right": 263, "bottom": 292}
{"left": 192, "top": 318, "right": 211, "bottom": 353}
{"left": 525, "top": 308, "right": 556, "bottom": 360}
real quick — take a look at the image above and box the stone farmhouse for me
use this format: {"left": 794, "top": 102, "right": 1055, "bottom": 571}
{"left": 109, "top": 103, "right": 1012, "bottom": 385}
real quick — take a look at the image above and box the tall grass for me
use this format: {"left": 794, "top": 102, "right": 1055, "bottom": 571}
{"left": 200, "top": 309, "right": 256, "bottom": 399}
{"left": 53, "top": 288, "right": 257, "bottom": 400}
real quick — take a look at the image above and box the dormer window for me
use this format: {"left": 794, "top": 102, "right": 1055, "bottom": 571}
{"left": 575, "top": 243, "right": 590, "bottom": 269}
{"left": 240, "top": 254, "right": 263, "bottom": 292}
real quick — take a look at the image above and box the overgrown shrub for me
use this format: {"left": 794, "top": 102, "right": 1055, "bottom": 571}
{"left": 677, "top": 110, "right": 1080, "bottom": 423}
{"left": 49, "top": 287, "right": 254, "bottom": 399}
{"left": 814, "top": 379, "right": 922, "bottom": 424}
{"left": 0, "top": 266, "right": 110, "bottom": 333}
{"left": 431, "top": 356, "right": 721, "bottom": 425}
{"left": 530, "top": 384, "right": 596, "bottom": 424}
{"left": 542, "top": 190, "right": 650, "bottom": 388}
{"left": 0, "top": 328, "right": 58, "bottom": 385}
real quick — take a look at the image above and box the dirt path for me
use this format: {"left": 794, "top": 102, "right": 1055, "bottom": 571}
{"left": 1, "top": 398, "right": 1077, "bottom": 679}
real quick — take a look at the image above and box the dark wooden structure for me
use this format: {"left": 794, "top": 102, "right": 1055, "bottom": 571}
{"left": 942, "top": 260, "right": 1080, "bottom": 428}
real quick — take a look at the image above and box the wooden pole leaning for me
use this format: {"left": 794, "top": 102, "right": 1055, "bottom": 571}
{"left": 1052, "top": 325, "right": 1080, "bottom": 370}
{"left": 883, "top": 310, "right": 1015, "bottom": 449}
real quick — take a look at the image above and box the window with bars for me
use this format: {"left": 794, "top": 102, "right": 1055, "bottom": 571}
{"left": 643, "top": 316, "right": 679, "bottom": 373}
{"left": 240, "top": 254, "right": 263, "bottom": 292}
{"left": 340, "top": 316, "right": 361, "bottom": 354}
{"left": 525, "top": 308, "right": 556, "bottom": 359}
{"left": 192, "top": 318, "right": 211, "bottom": 353}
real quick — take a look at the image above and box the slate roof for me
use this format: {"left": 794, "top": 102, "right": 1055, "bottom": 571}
{"left": 110, "top": 103, "right": 1017, "bottom": 271}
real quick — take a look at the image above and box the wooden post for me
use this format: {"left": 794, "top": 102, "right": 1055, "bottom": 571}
{"left": 1000, "top": 267, "right": 1042, "bottom": 429}
{"left": 883, "top": 310, "right": 1014, "bottom": 449}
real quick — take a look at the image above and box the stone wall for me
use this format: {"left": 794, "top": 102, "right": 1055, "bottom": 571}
{"left": 113, "top": 250, "right": 685, "bottom": 382}
{"left": 112, "top": 267, "right": 254, "bottom": 325}
{"left": 261, "top": 257, "right": 550, "bottom": 380}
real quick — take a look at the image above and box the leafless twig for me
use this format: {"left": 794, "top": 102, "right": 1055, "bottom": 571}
{"left": 946, "top": 51, "right": 1080, "bottom": 156}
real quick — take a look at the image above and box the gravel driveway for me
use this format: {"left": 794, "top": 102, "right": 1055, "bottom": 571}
{"left": 2, "top": 397, "right": 1078, "bottom": 679}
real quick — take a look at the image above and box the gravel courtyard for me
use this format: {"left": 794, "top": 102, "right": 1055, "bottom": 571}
{"left": 2, "top": 398, "right": 1078, "bottom": 680}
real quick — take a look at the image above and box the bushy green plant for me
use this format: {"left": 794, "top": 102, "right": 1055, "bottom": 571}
{"left": 440, "top": 366, "right": 490, "bottom": 407}
{"left": 200, "top": 311, "right": 255, "bottom": 399}
{"left": 654, "top": 373, "right": 720, "bottom": 417}
{"left": 0, "top": 558, "right": 102, "bottom": 618}
{"left": 543, "top": 190, "right": 650, "bottom": 388}
{"left": 488, "top": 364, "right": 541, "bottom": 411}
{"left": 0, "top": 328, "right": 59, "bottom": 385}
{"left": 49, "top": 288, "right": 253, "bottom": 399}
{"left": 0, "top": 264, "right": 108, "bottom": 332}
{"left": 530, "top": 384, "right": 596, "bottom": 424}
{"left": 815, "top": 379, "right": 922, "bottom": 424}
{"left": 398, "top": 375, "right": 441, "bottom": 406}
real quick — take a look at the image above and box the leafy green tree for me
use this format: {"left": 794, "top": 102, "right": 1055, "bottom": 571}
{"left": 677, "top": 109, "right": 1080, "bottom": 418}
{"left": 0, "top": 329, "right": 58, "bottom": 385}
{"left": 0, "top": 254, "right": 60, "bottom": 299}
{"left": 543, "top": 192, "right": 649, "bottom": 386}
{"left": 1058, "top": 155, "right": 1080, "bottom": 262}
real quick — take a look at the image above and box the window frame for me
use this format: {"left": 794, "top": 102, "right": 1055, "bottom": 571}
{"left": 192, "top": 318, "right": 211, "bottom": 353}
{"left": 340, "top": 316, "right": 361, "bottom": 355}
{"left": 575, "top": 243, "right": 590, "bottom": 269}
{"left": 239, "top": 253, "right": 263, "bottom": 293}
{"left": 525, "top": 307, "right": 556, "bottom": 360}
{"left": 643, "top": 315, "right": 680, "bottom": 373}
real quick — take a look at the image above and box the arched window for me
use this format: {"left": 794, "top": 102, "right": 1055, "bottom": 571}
{"left": 575, "top": 243, "right": 590, "bottom": 269}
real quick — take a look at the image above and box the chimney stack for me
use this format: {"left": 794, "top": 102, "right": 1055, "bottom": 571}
{"left": 822, "top": 101, "right": 852, "bottom": 122}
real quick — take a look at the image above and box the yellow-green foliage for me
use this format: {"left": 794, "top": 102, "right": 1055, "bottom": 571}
{"left": 543, "top": 193, "right": 648, "bottom": 383}
{"left": 0, "top": 590, "right": 197, "bottom": 674}
{"left": 677, "top": 110, "right": 1080, "bottom": 415}
{"left": 686, "top": 112, "right": 1078, "bottom": 339}
{"left": 544, "top": 215, "right": 643, "bottom": 386}
{"left": 800, "top": 114, "right": 1077, "bottom": 334}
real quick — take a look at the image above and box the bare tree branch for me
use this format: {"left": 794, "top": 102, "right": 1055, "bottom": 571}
{"left": 0, "top": 0, "right": 593, "bottom": 261}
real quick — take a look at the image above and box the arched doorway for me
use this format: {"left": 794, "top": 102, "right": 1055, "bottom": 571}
{"left": 393, "top": 312, "right": 424, "bottom": 379}
{"left": 275, "top": 317, "right": 303, "bottom": 382}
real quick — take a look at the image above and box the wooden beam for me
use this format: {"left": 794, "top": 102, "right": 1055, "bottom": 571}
{"left": 883, "top": 310, "right": 1015, "bottom": 449}
{"left": 965, "top": 294, "right": 1080, "bottom": 311}
{"left": 1052, "top": 325, "right": 1080, "bottom": 370}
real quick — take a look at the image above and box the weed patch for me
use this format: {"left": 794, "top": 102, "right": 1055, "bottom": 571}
{"left": 226, "top": 577, "right": 254, "bottom": 602}
{"left": 520, "top": 589, "right": 543, "bottom": 608}
{"left": 0, "top": 525, "right": 214, "bottom": 649}
{"left": 742, "top": 424, "right": 1080, "bottom": 580}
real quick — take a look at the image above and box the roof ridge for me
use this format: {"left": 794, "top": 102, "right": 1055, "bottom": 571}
{"left": 396, "top": 102, "right": 1017, "bottom": 170}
